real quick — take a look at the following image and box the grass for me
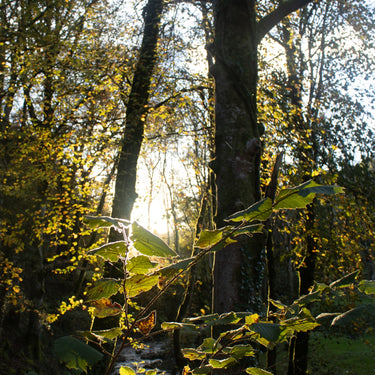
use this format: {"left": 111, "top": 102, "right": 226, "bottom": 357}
{"left": 307, "top": 331, "right": 375, "bottom": 375}
{"left": 260, "top": 331, "right": 375, "bottom": 374}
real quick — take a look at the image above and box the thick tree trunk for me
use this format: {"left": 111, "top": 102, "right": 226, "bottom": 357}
{"left": 110, "top": 0, "right": 163, "bottom": 236}
{"left": 211, "top": 0, "right": 316, "bottom": 314}
{"left": 212, "top": 0, "right": 264, "bottom": 313}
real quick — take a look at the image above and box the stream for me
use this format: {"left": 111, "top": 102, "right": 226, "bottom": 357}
{"left": 111, "top": 339, "right": 175, "bottom": 375}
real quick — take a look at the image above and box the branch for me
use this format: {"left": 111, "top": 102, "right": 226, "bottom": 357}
{"left": 256, "top": 0, "right": 319, "bottom": 44}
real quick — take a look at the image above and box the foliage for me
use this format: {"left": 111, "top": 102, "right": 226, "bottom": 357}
{"left": 52, "top": 180, "right": 355, "bottom": 374}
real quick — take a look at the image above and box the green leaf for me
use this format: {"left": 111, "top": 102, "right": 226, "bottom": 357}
{"left": 250, "top": 323, "right": 281, "bottom": 342}
{"left": 198, "top": 337, "right": 220, "bottom": 353}
{"left": 156, "top": 257, "right": 195, "bottom": 277}
{"left": 225, "top": 344, "right": 255, "bottom": 359}
{"left": 119, "top": 366, "right": 136, "bottom": 375}
{"left": 274, "top": 180, "right": 344, "bottom": 210}
{"left": 195, "top": 226, "right": 234, "bottom": 248}
{"left": 84, "top": 216, "right": 130, "bottom": 229}
{"left": 88, "top": 241, "right": 128, "bottom": 261}
{"left": 54, "top": 336, "right": 103, "bottom": 372}
{"left": 131, "top": 222, "right": 176, "bottom": 257}
{"left": 246, "top": 367, "right": 273, "bottom": 375}
{"left": 146, "top": 371, "right": 157, "bottom": 375}
{"left": 79, "top": 327, "right": 123, "bottom": 342}
{"left": 209, "top": 357, "right": 237, "bottom": 369}
{"left": 293, "top": 290, "right": 322, "bottom": 306}
{"left": 126, "top": 274, "right": 159, "bottom": 297}
{"left": 161, "top": 322, "right": 198, "bottom": 331}
{"left": 127, "top": 255, "right": 157, "bottom": 275}
{"left": 182, "top": 348, "right": 206, "bottom": 361}
{"left": 329, "top": 270, "right": 360, "bottom": 289}
{"left": 331, "top": 306, "right": 367, "bottom": 327}
{"left": 226, "top": 198, "right": 273, "bottom": 222}
{"left": 86, "top": 279, "right": 121, "bottom": 301}
{"left": 232, "top": 224, "right": 264, "bottom": 237}
{"left": 358, "top": 280, "right": 375, "bottom": 295}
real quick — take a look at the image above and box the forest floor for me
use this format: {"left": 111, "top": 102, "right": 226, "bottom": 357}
{"left": 265, "top": 331, "right": 375, "bottom": 375}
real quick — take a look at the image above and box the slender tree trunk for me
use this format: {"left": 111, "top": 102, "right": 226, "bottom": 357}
{"left": 110, "top": 0, "right": 163, "bottom": 239}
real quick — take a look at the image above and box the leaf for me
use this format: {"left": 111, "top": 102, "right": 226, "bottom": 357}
{"left": 79, "top": 327, "right": 123, "bottom": 341}
{"left": 195, "top": 226, "right": 234, "bottom": 248}
{"left": 120, "top": 366, "right": 136, "bottom": 375}
{"left": 84, "top": 215, "right": 130, "bottom": 229}
{"left": 135, "top": 310, "right": 156, "bottom": 335}
{"left": 127, "top": 255, "right": 157, "bottom": 275}
{"left": 232, "top": 224, "right": 264, "bottom": 237}
{"left": 329, "top": 270, "right": 360, "bottom": 289}
{"left": 88, "top": 241, "right": 128, "bottom": 261}
{"left": 358, "top": 280, "right": 375, "bottom": 295}
{"left": 293, "top": 290, "right": 322, "bottom": 306}
{"left": 246, "top": 367, "right": 273, "bottom": 375}
{"left": 331, "top": 306, "right": 367, "bottom": 327}
{"left": 126, "top": 274, "right": 159, "bottom": 297}
{"left": 182, "top": 348, "right": 206, "bottom": 361}
{"left": 209, "top": 357, "right": 237, "bottom": 369}
{"left": 131, "top": 222, "right": 176, "bottom": 257}
{"left": 250, "top": 323, "right": 281, "bottom": 342}
{"left": 86, "top": 279, "right": 121, "bottom": 302}
{"left": 226, "top": 344, "right": 255, "bottom": 359}
{"left": 54, "top": 336, "right": 103, "bottom": 372}
{"left": 156, "top": 257, "right": 195, "bottom": 277}
{"left": 161, "top": 322, "right": 198, "bottom": 331}
{"left": 226, "top": 198, "right": 273, "bottom": 222}
{"left": 90, "top": 298, "right": 122, "bottom": 318}
{"left": 198, "top": 337, "right": 220, "bottom": 353}
{"left": 274, "top": 180, "right": 344, "bottom": 210}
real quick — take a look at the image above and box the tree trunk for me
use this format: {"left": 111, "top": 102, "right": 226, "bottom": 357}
{"left": 110, "top": 0, "right": 163, "bottom": 237}
{"left": 211, "top": 0, "right": 317, "bottom": 314}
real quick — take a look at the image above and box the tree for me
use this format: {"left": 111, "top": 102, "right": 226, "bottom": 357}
{"left": 211, "top": 0, "right": 317, "bottom": 314}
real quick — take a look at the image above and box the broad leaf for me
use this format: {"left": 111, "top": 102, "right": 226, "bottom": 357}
{"left": 79, "top": 327, "right": 123, "bottom": 341}
{"left": 120, "top": 366, "right": 136, "bottom": 375}
{"left": 182, "top": 348, "right": 206, "bottom": 361}
{"left": 156, "top": 257, "right": 195, "bottom": 277}
{"left": 126, "top": 274, "right": 159, "bottom": 297}
{"left": 226, "top": 198, "right": 273, "bottom": 222}
{"left": 127, "top": 255, "right": 157, "bottom": 275}
{"left": 232, "top": 224, "right": 264, "bottom": 237}
{"left": 331, "top": 306, "right": 367, "bottom": 327}
{"left": 131, "top": 222, "right": 176, "bottom": 257}
{"left": 293, "top": 290, "right": 322, "bottom": 306}
{"left": 225, "top": 344, "right": 255, "bottom": 359}
{"left": 198, "top": 337, "right": 220, "bottom": 353}
{"left": 90, "top": 297, "right": 122, "bottom": 318}
{"left": 274, "top": 180, "right": 344, "bottom": 210}
{"left": 88, "top": 241, "right": 127, "bottom": 261}
{"left": 250, "top": 323, "right": 281, "bottom": 342}
{"left": 86, "top": 279, "right": 121, "bottom": 301}
{"left": 358, "top": 280, "right": 375, "bottom": 295}
{"left": 195, "top": 226, "right": 234, "bottom": 248}
{"left": 54, "top": 336, "right": 103, "bottom": 372}
{"left": 161, "top": 322, "right": 198, "bottom": 331}
{"left": 246, "top": 368, "right": 273, "bottom": 375}
{"left": 329, "top": 270, "right": 359, "bottom": 289}
{"left": 209, "top": 357, "right": 237, "bottom": 369}
{"left": 84, "top": 215, "right": 130, "bottom": 229}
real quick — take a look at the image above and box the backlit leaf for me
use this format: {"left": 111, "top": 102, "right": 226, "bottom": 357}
{"left": 329, "top": 270, "right": 359, "bottom": 289}
{"left": 127, "top": 255, "right": 157, "bottom": 274}
{"left": 246, "top": 367, "right": 273, "bottom": 375}
{"left": 88, "top": 241, "right": 128, "bottom": 261}
{"left": 358, "top": 280, "right": 375, "bottom": 295}
{"left": 209, "top": 357, "right": 237, "bottom": 369}
{"left": 126, "top": 274, "right": 159, "bottom": 297}
{"left": 90, "top": 297, "right": 122, "bottom": 318}
{"left": 131, "top": 222, "right": 176, "bottom": 257}
{"left": 226, "top": 198, "right": 273, "bottom": 222}
{"left": 86, "top": 279, "right": 121, "bottom": 301}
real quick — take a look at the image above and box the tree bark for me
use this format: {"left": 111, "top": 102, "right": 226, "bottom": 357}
{"left": 110, "top": 0, "right": 164, "bottom": 236}
{"left": 212, "top": 0, "right": 316, "bottom": 314}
